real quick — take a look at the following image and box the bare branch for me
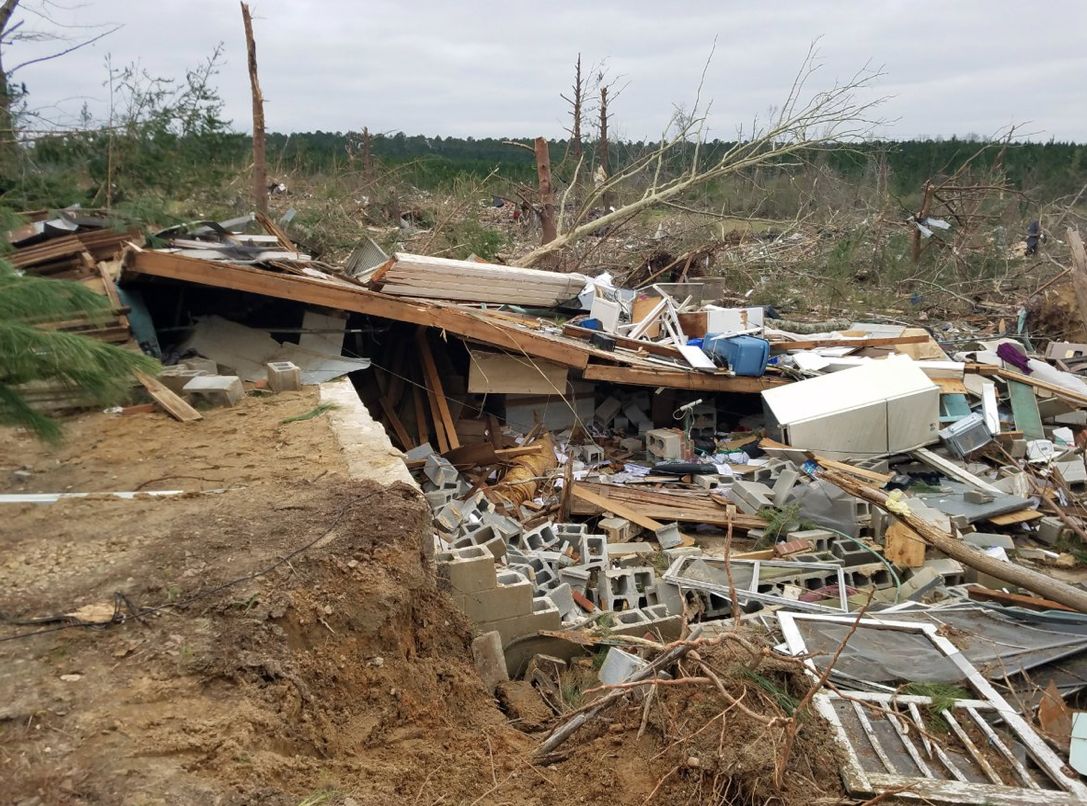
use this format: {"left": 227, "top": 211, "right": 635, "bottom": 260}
{"left": 9, "top": 23, "right": 119, "bottom": 74}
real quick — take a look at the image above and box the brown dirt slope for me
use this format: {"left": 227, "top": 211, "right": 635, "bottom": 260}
{"left": 0, "top": 390, "right": 842, "bottom": 806}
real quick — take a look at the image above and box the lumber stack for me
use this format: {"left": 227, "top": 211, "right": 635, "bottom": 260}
{"left": 372, "top": 252, "right": 587, "bottom": 306}
{"left": 11, "top": 229, "right": 139, "bottom": 279}
{"left": 568, "top": 481, "right": 767, "bottom": 530}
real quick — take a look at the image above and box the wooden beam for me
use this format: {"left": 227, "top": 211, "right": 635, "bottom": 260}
{"left": 135, "top": 371, "right": 201, "bottom": 422}
{"left": 581, "top": 363, "right": 786, "bottom": 393}
{"left": 416, "top": 328, "right": 459, "bottom": 450}
{"left": 570, "top": 483, "right": 664, "bottom": 531}
{"left": 569, "top": 482, "right": 766, "bottom": 529}
{"left": 122, "top": 250, "right": 593, "bottom": 370}
{"left": 966, "top": 585, "right": 1075, "bottom": 613}
{"left": 768, "top": 334, "right": 930, "bottom": 353}
{"left": 563, "top": 323, "right": 684, "bottom": 359}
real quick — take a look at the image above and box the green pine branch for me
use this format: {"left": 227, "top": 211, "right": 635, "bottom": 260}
{"left": 0, "top": 259, "right": 160, "bottom": 441}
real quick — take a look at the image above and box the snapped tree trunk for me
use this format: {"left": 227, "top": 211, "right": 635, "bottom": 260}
{"left": 598, "top": 84, "right": 611, "bottom": 209}
{"left": 534, "top": 137, "right": 557, "bottom": 244}
{"left": 562, "top": 53, "right": 583, "bottom": 163}
{"left": 240, "top": 2, "right": 268, "bottom": 215}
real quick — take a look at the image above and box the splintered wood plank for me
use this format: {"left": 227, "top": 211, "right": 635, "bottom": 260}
{"left": 986, "top": 508, "right": 1044, "bottom": 526}
{"left": 415, "top": 328, "right": 459, "bottom": 450}
{"left": 768, "top": 334, "right": 930, "bottom": 352}
{"left": 569, "top": 484, "right": 664, "bottom": 531}
{"left": 135, "top": 371, "right": 201, "bottom": 422}
{"left": 884, "top": 521, "right": 926, "bottom": 568}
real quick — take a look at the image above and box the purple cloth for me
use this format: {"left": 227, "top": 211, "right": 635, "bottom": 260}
{"left": 997, "top": 342, "right": 1031, "bottom": 373}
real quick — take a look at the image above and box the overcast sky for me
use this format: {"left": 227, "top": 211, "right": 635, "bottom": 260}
{"left": 9, "top": 0, "right": 1087, "bottom": 142}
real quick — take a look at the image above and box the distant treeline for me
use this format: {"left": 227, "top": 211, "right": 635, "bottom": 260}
{"left": 15, "top": 128, "right": 1087, "bottom": 212}
{"left": 259, "top": 132, "right": 1087, "bottom": 198}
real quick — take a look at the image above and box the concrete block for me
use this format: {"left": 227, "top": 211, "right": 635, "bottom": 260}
{"left": 477, "top": 597, "right": 562, "bottom": 644}
{"left": 578, "top": 444, "right": 605, "bottom": 464}
{"left": 1037, "top": 516, "right": 1066, "bottom": 547}
{"left": 895, "top": 566, "right": 944, "bottom": 601}
{"left": 653, "top": 522, "right": 684, "bottom": 549}
{"left": 623, "top": 403, "right": 653, "bottom": 432}
{"left": 924, "top": 557, "right": 965, "bottom": 587}
{"left": 619, "top": 437, "right": 644, "bottom": 453}
{"left": 436, "top": 546, "right": 497, "bottom": 594}
{"left": 433, "top": 502, "right": 465, "bottom": 534}
{"left": 182, "top": 374, "right": 244, "bottom": 406}
{"left": 964, "top": 489, "right": 994, "bottom": 505}
{"left": 471, "top": 631, "right": 509, "bottom": 693}
{"left": 579, "top": 534, "right": 609, "bottom": 568}
{"left": 481, "top": 511, "right": 522, "bottom": 542}
{"left": 558, "top": 566, "right": 592, "bottom": 595}
{"left": 554, "top": 522, "right": 588, "bottom": 540}
{"left": 599, "top": 517, "right": 632, "bottom": 543}
{"left": 646, "top": 428, "right": 685, "bottom": 461}
{"left": 519, "top": 522, "right": 559, "bottom": 552}
{"left": 730, "top": 480, "right": 775, "bottom": 514}
{"left": 772, "top": 467, "right": 801, "bottom": 507}
{"left": 459, "top": 579, "right": 534, "bottom": 622}
{"left": 831, "top": 540, "right": 881, "bottom": 567}
{"left": 694, "top": 474, "right": 729, "bottom": 490}
{"left": 158, "top": 367, "right": 207, "bottom": 395}
{"left": 599, "top": 566, "right": 656, "bottom": 611}
{"left": 265, "top": 361, "right": 301, "bottom": 392}
{"left": 964, "top": 532, "right": 1015, "bottom": 550}
{"left": 424, "top": 454, "right": 460, "bottom": 489}
{"left": 181, "top": 357, "right": 218, "bottom": 375}
{"left": 598, "top": 647, "right": 647, "bottom": 685}
{"left": 453, "top": 525, "right": 507, "bottom": 561}
{"left": 546, "top": 582, "right": 577, "bottom": 620}
{"left": 403, "top": 442, "right": 435, "bottom": 461}
{"left": 612, "top": 606, "right": 684, "bottom": 640}
{"left": 787, "top": 529, "right": 836, "bottom": 553}
{"left": 424, "top": 488, "right": 457, "bottom": 509}
{"left": 596, "top": 396, "right": 622, "bottom": 426}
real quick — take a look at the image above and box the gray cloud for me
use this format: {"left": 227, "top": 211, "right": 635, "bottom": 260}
{"left": 9, "top": 0, "right": 1087, "bottom": 141}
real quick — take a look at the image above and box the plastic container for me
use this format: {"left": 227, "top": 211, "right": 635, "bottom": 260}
{"left": 702, "top": 334, "right": 770, "bottom": 377}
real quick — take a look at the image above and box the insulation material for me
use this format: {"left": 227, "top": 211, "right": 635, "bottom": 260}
{"left": 487, "top": 433, "right": 557, "bottom": 507}
{"left": 179, "top": 314, "right": 370, "bottom": 384}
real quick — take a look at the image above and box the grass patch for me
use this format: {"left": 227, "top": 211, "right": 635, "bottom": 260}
{"left": 740, "top": 668, "right": 800, "bottom": 715}
{"left": 281, "top": 402, "right": 338, "bottom": 424}
{"left": 903, "top": 681, "right": 971, "bottom": 733}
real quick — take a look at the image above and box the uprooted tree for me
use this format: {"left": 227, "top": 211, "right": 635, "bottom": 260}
{"left": 515, "top": 47, "right": 885, "bottom": 266}
{"left": 0, "top": 258, "right": 158, "bottom": 440}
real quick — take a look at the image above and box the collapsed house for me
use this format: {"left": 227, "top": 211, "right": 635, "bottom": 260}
{"left": 10, "top": 209, "right": 1087, "bottom": 802}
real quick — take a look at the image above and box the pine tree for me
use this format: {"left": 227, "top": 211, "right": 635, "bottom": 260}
{"left": 0, "top": 259, "right": 159, "bottom": 440}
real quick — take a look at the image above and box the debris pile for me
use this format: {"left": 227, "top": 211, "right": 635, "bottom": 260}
{"left": 9, "top": 207, "right": 1087, "bottom": 802}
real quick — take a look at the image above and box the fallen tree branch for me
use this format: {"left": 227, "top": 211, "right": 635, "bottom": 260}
{"left": 818, "top": 467, "right": 1087, "bottom": 612}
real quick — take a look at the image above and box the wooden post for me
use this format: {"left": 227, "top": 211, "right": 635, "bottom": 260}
{"left": 534, "top": 137, "right": 557, "bottom": 244}
{"left": 240, "top": 3, "right": 268, "bottom": 215}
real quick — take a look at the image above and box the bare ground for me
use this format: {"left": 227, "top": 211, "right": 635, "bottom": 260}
{"left": 0, "top": 390, "right": 843, "bottom": 806}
